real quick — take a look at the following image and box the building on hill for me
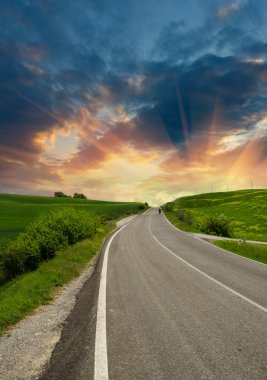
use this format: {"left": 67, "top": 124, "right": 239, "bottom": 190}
{"left": 54, "top": 192, "right": 66, "bottom": 197}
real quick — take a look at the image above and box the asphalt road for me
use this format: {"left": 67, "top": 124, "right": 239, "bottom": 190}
{"left": 40, "top": 208, "right": 267, "bottom": 380}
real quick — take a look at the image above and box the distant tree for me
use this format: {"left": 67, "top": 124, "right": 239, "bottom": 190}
{"left": 73, "top": 193, "right": 87, "bottom": 199}
{"left": 137, "top": 203, "right": 150, "bottom": 211}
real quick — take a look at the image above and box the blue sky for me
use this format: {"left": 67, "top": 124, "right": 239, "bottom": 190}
{"left": 0, "top": 0, "right": 267, "bottom": 204}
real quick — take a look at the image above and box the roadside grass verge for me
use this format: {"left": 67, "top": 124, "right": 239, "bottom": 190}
{"left": 213, "top": 241, "right": 267, "bottom": 265}
{"left": 0, "top": 222, "right": 114, "bottom": 335}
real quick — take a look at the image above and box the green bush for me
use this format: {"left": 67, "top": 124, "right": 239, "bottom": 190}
{"left": 196, "top": 214, "right": 233, "bottom": 237}
{"left": 26, "top": 221, "right": 68, "bottom": 261}
{"left": 3, "top": 235, "right": 41, "bottom": 277}
{"left": 2, "top": 209, "right": 101, "bottom": 280}
{"left": 45, "top": 208, "right": 99, "bottom": 245}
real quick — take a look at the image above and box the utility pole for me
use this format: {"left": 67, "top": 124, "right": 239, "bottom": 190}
{"left": 250, "top": 178, "right": 254, "bottom": 191}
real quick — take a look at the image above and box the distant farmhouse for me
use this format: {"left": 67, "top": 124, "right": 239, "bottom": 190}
{"left": 54, "top": 192, "right": 67, "bottom": 197}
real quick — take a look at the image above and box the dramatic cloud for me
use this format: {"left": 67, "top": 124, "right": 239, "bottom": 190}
{"left": 0, "top": 0, "right": 267, "bottom": 204}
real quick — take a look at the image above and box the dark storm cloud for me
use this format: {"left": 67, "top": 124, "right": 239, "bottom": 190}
{"left": 50, "top": 50, "right": 267, "bottom": 162}
{"left": 153, "top": 0, "right": 267, "bottom": 63}
{"left": 1, "top": 0, "right": 267, "bottom": 168}
{"left": 239, "top": 41, "right": 267, "bottom": 59}
{"left": 97, "top": 53, "right": 267, "bottom": 154}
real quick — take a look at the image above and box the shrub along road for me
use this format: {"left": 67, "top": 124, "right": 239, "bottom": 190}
{"left": 40, "top": 208, "right": 267, "bottom": 380}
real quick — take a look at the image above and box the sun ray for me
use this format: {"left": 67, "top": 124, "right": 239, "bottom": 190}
{"left": 174, "top": 76, "right": 191, "bottom": 160}
{"left": 8, "top": 87, "right": 65, "bottom": 126}
{"left": 205, "top": 97, "right": 221, "bottom": 165}
{"left": 228, "top": 124, "right": 266, "bottom": 179}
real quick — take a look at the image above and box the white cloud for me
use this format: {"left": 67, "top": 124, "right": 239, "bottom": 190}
{"left": 212, "top": 119, "right": 267, "bottom": 154}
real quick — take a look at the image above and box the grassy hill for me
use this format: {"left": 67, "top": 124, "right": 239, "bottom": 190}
{"left": 0, "top": 194, "right": 146, "bottom": 250}
{"left": 163, "top": 189, "right": 267, "bottom": 242}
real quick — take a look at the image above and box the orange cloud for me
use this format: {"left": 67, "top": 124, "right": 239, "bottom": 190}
{"left": 44, "top": 107, "right": 267, "bottom": 204}
{"left": 1, "top": 98, "right": 266, "bottom": 205}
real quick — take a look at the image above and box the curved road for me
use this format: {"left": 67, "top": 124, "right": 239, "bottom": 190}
{"left": 40, "top": 208, "right": 267, "bottom": 380}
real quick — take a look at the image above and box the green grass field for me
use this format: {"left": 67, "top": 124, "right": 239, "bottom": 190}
{"left": 0, "top": 194, "right": 145, "bottom": 250}
{"left": 164, "top": 189, "right": 267, "bottom": 242}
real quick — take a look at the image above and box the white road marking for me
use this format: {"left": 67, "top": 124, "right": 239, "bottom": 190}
{"left": 149, "top": 215, "right": 267, "bottom": 314}
{"left": 94, "top": 224, "right": 128, "bottom": 380}
{"left": 161, "top": 211, "right": 189, "bottom": 236}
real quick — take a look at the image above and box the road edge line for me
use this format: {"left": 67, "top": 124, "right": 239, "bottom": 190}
{"left": 94, "top": 223, "right": 128, "bottom": 380}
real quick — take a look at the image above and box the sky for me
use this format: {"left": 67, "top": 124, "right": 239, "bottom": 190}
{"left": 0, "top": 0, "right": 267, "bottom": 205}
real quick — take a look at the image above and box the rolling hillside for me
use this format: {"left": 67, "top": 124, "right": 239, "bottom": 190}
{"left": 163, "top": 189, "right": 267, "bottom": 242}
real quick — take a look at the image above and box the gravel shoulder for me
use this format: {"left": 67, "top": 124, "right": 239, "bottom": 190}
{"left": 0, "top": 254, "right": 99, "bottom": 380}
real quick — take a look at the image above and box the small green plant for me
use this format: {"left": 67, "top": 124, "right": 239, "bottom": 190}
{"left": 196, "top": 214, "right": 233, "bottom": 237}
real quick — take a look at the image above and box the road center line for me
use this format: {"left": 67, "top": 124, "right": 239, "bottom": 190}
{"left": 149, "top": 216, "right": 267, "bottom": 314}
{"left": 94, "top": 223, "right": 128, "bottom": 380}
